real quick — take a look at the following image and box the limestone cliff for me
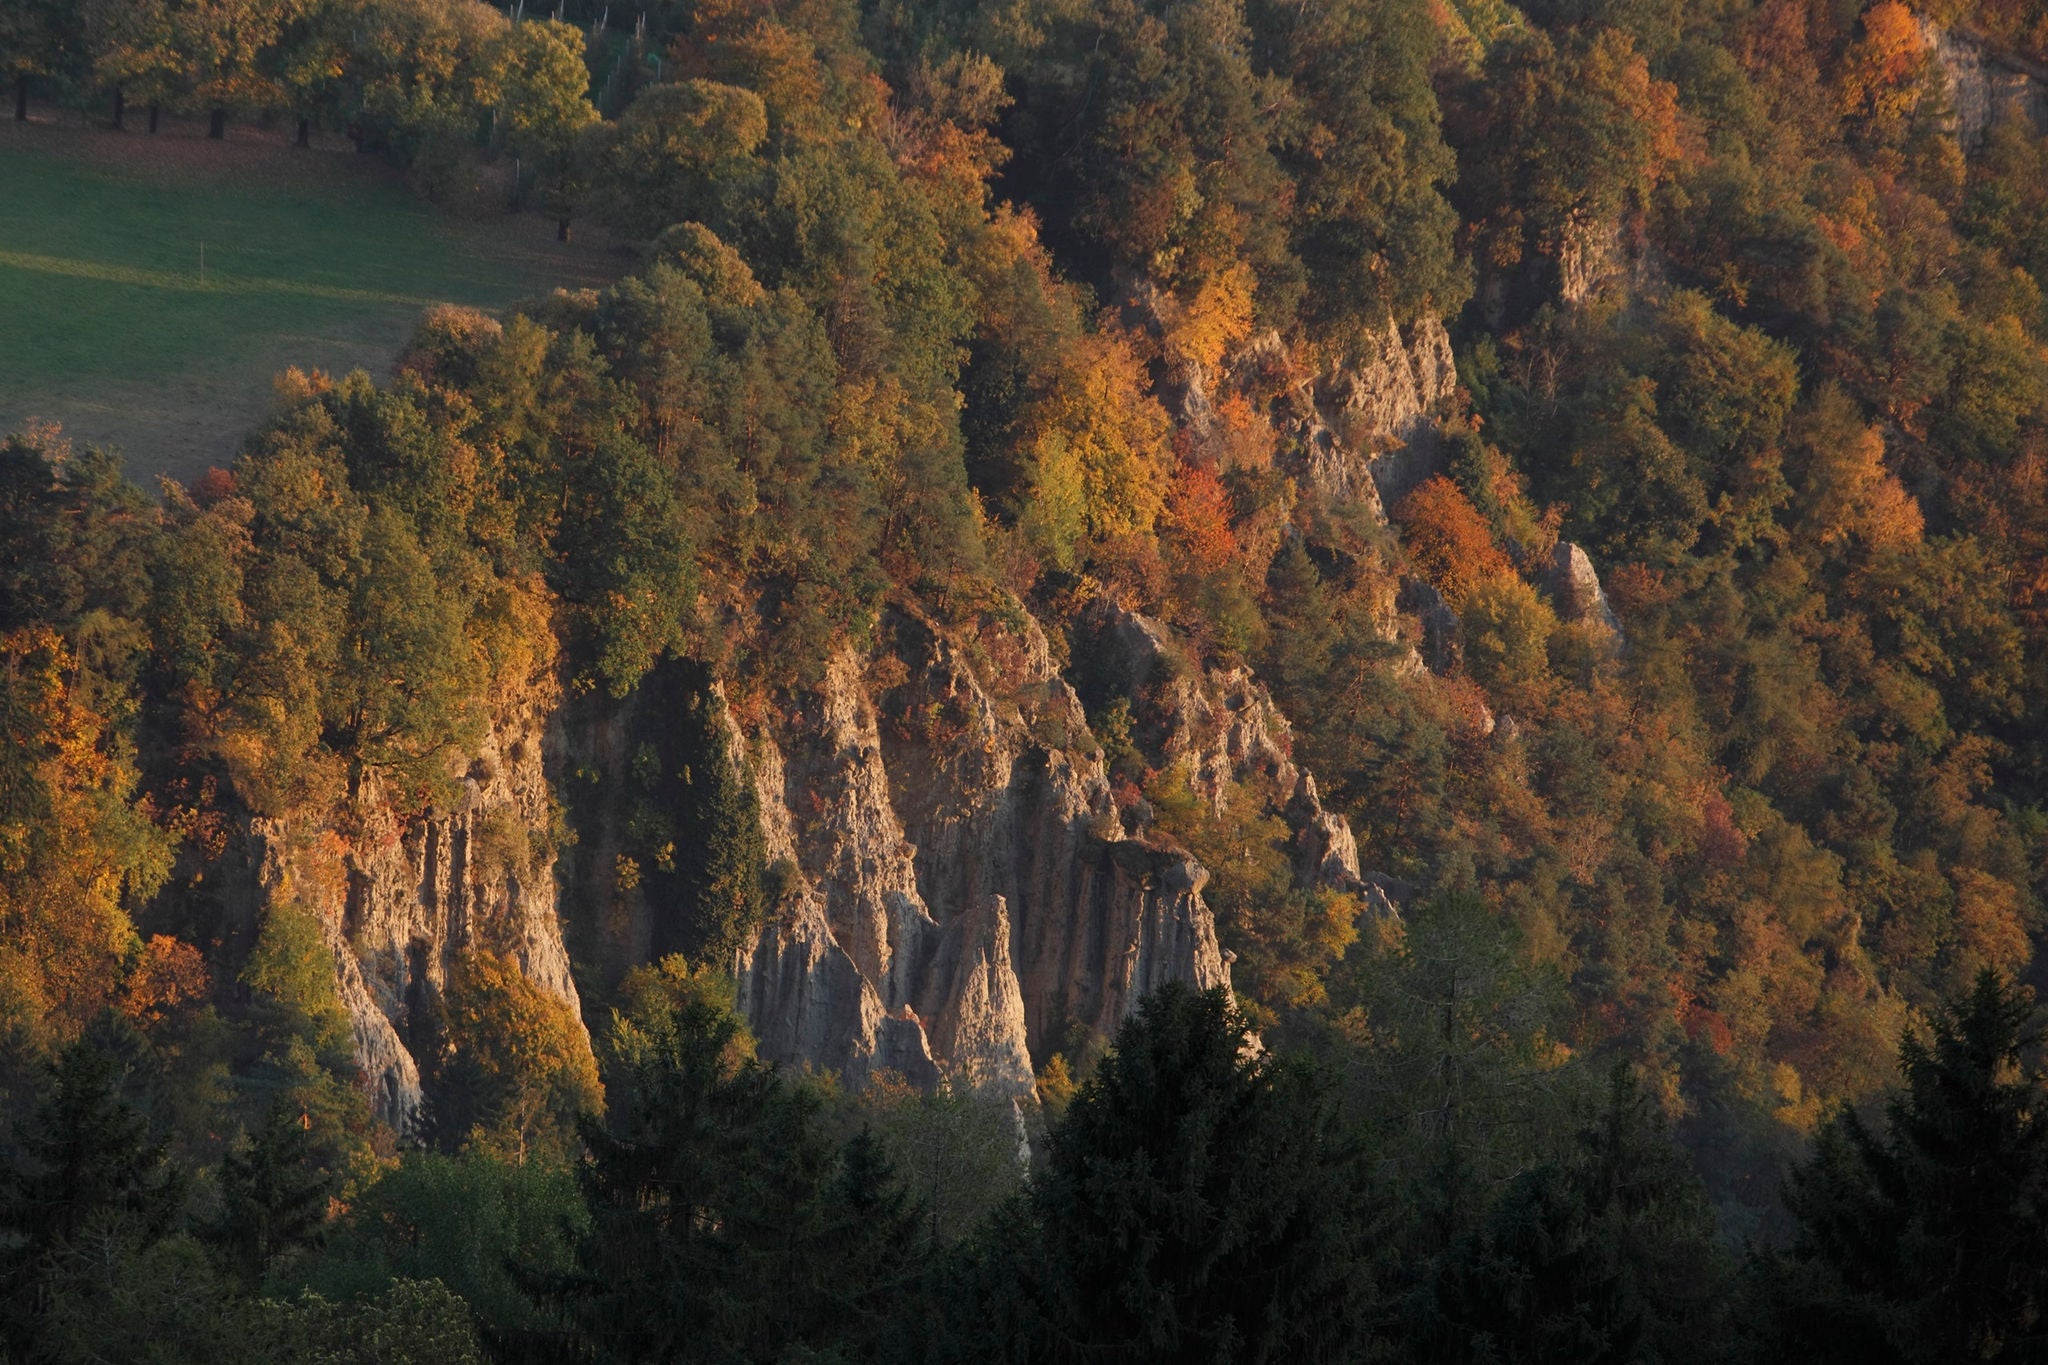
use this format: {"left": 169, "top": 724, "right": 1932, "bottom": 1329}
{"left": 1924, "top": 19, "right": 2048, "bottom": 148}
{"left": 250, "top": 684, "right": 584, "bottom": 1135}
{"left": 1072, "top": 601, "right": 1401, "bottom": 921}
{"left": 264, "top": 584, "right": 1390, "bottom": 1123}
{"left": 735, "top": 606, "right": 1230, "bottom": 1099}
{"left": 1291, "top": 315, "right": 1458, "bottom": 516}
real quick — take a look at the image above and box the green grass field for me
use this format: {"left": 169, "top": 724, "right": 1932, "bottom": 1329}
{"left": 0, "top": 116, "right": 617, "bottom": 483}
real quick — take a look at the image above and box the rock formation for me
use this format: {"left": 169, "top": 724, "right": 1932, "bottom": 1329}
{"left": 1295, "top": 315, "right": 1458, "bottom": 513}
{"left": 1072, "top": 600, "right": 1401, "bottom": 920}
{"left": 257, "top": 319, "right": 1460, "bottom": 1127}
{"left": 251, "top": 685, "right": 585, "bottom": 1135}
{"left": 1548, "top": 540, "right": 1624, "bottom": 645}
{"left": 1924, "top": 19, "right": 2048, "bottom": 148}
{"left": 736, "top": 606, "right": 1231, "bottom": 1100}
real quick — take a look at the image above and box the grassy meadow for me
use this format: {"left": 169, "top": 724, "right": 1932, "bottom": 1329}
{"left": 0, "top": 115, "right": 618, "bottom": 483}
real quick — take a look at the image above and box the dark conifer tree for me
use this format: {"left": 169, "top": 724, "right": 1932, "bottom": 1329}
{"left": 1417, "top": 1066, "right": 1730, "bottom": 1364}
{"left": 675, "top": 687, "right": 767, "bottom": 965}
{"left": 207, "top": 1100, "right": 335, "bottom": 1290}
{"left": 996, "top": 983, "right": 1382, "bottom": 1364}
{"left": 0, "top": 1036, "right": 184, "bottom": 1347}
{"left": 1757, "top": 970, "right": 2048, "bottom": 1362}
{"left": 511, "top": 967, "right": 923, "bottom": 1363}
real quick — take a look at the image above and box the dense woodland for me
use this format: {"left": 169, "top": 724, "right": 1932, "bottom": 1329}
{"left": 7, "top": 0, "right": 2048, "bottom": 1358}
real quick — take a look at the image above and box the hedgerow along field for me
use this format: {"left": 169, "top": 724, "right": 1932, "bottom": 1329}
{"left": 0, "top": 114, "right": 619, "bottom": 484}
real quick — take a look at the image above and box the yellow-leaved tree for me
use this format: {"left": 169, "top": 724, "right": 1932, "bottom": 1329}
{"left": 1018, "top": 332, "right": 1175, "bottom": 572}
{"left": 0, "top": 627, "right": 170, "bottom": 1059}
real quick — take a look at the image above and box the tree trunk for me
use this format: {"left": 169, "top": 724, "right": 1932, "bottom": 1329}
{"left": 148, "top": 103, "right": 160, "bottom": 134}
{"left": 14, "top": 78, "right": 26, "bottom": 123}
{"left": 112, "top": 86, "right": 125, "bottom": 132}
{"left": 295, "top": 116, "right": 310, "bottom": 148}
{"left": 557, "top": 215, "right": 572, "bottom": 243}
{"left": 209, "top": 107, "right": 226, "bottom": 140}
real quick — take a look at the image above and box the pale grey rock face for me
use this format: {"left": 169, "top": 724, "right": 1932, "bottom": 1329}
{"left": 1550, "top": 541, "right": 1624, "bottom": 644}
{"left": 251, "top": 687, "right": 587, "bottom": 1137}
{"left": 1304, "top": 315, "right": 1458, "bottom": 511}
{"left": 265, "top": 561, "right": 1410, "bottom": 1124}
{"left": 734, "top": 607, "right": 1231, "bottom": 1100}
{"left": 1557, "top": 212, "right": 1626, "bottom": 306}
{"left": 1924, "top": 19, "right": 2048, "bottom": 148}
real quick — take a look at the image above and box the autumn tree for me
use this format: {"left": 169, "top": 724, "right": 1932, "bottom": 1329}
{"left": 1395, "top": 476, "right": 1515, "bottom": 605}
{"left": 590, "top": 78, "right": 768, "bottom": 241}
{"left": 425, "top": 951, "right": 602, "bottom": 1163}
{"left": 176, "top": 0, "right": 303, "bottom": 139}
{"left": 0, "top": 0, "right": 65, "bottom": 122}
{"left": 489, "top": 17, "right": 597, "bottom": 221}
{"left": 78, "top": 0, "right": 180, "bottom": 131}
{"left": 1248, "top": 0, "right": 1468, "bottom": 336}
{"left": 0, "top": 627, "right": 168, "bottom": 1065}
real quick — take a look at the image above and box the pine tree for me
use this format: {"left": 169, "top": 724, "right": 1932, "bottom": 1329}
{"left": 1417, "top": 1066, "right": 1730, "bottom": 1364}
{"left": 1759, "top": 970, "right": 2048, "bottom": 1362}
{"left": 511, "top": 962, "right": 921, "bottom": 1363}
{"left": 1002, "top": 983, "right": 1383, "bottom": 1364}
{"left": 677, "top": 687, "right": 766, "bottom": 965}
{"left": 0, "top": 1036, "right": 184, "bottom": 1346}
{"left": 208, "top": 1099, "right": 335, "bottom": 1290}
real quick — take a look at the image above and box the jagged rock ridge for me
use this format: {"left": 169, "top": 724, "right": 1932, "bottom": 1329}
{"left": 734, "top": 606, "right": 1229, "bottom": 1102}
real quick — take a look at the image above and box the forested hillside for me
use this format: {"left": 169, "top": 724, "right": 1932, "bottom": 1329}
{"left": 5, "top": 0, "right": 2048, "bottom": 1359}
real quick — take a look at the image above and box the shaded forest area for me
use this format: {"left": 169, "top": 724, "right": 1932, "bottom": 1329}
{"left": 7, "top": 0, "right": 2048, "bottom": 1359}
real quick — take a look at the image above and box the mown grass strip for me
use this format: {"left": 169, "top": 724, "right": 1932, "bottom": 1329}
{"left": 0, "top": 248, "right": 446, "bottom": 308}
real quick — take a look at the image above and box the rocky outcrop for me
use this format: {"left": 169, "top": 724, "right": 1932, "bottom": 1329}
{"left": 252, "top": 686, "right": 585, "bottom": 1136}
{"left": 268, "top": 592, "right": 1387, "bottom": 1121}
{"left": 735, "top": 607, "right": 1232, "bottom": 1099}
{"left": 1924, "top": 20, "right": 2048, "bottom": 148}
{"left": 1299, "top": 315, "right": 1457, "bottom": 512}
{"left": 1398, "top": 576, "right": 1462, "bottom": 674}
{"left": 1320, "top": 316, "right": 1458, "bottom": 453}
{"left": 1548, "top": 541, "right": 1623, "bottom": 644}
{"left": 1072, "top": 600, "right": 1400, "bottom": 919}
{"left": 1557, "top": 213, "right": 1628, "bottom": 306}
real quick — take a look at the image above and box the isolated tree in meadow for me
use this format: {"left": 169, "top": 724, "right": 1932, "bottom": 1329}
{"left": 535, "top": 119, "right": 604, "bottom": 242}
{"left": 489, "top": 17, "right": 595, "bottom": 163}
